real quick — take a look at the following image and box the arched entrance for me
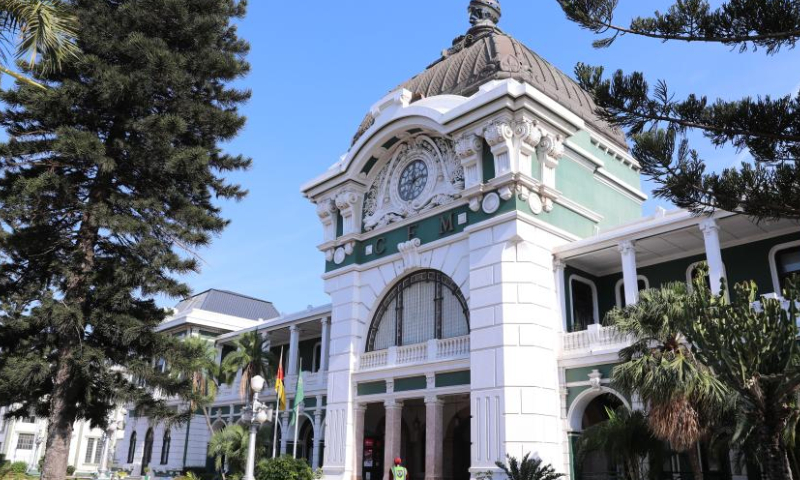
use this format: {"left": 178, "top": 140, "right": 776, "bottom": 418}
{"left": 443, "top": 397, "right": 470, "bottom": 480}
{"left": 577, "top": 393, "right": 624, "bottom": 479}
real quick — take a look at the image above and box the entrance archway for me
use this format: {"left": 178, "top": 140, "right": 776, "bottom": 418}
{"left": 576, "top": 393, "right": 624, "bottom": 480}
{"left": 443, "top": 396, "right": 470, "bottom": 480}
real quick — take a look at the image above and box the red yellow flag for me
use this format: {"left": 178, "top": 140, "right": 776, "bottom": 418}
{"left": 275, "top": 349, "right": 286, "bottom": 411}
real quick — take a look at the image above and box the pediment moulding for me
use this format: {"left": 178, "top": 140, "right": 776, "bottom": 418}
{"left": 300, "top": 78, "right": 632, "bottom": 198}
{"left": 310, "top": 114, "right": 569, "bottom": 265}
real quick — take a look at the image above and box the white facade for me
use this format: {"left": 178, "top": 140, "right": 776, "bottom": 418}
{"left": 0, "top": 406, "right": 125, "bottom": 476}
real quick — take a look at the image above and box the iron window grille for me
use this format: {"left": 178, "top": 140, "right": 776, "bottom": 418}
{"left": 366, "top": 270, "right": 469, "bottom": 352}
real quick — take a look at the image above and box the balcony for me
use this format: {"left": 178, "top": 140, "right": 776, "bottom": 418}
{"left": 358, "top": 335, "right": 470, "bottom": 371}
{"left": 560, "top": 324, "right": 632, "bottom": 358}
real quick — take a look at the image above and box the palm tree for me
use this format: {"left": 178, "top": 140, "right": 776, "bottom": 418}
{"left": 208, "top": 424, "right": 249, "bottom": 476}
{"left": 178, "top": 337, "right": 223, "bottom": 426}
{"left": 208, "top": 423, "right": 272, "bottom": 477}
{"left": 0, "top": 0, "right": 79, "bottom": 88}
{"left": 495, "top": 454, "right": 564, "bottom": 480}
{"left": 576, "top": 407, "right": 663, "bottom": 480}
{"left": 607, "top": 281, "right": 731, "bottom": 480}
{"left": 221, "top": 330, "right": 278, "bottom": 402}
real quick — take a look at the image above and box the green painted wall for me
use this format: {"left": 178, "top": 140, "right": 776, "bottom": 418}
{"left": 394, "top": 376, "right": 427, "bottom": 392}
{"left": 568, "top": 131, "right": 641, "bottom": 189}
{"left": 436, "top": 370, "right": 471, "bottom": 388}
{"left": 565, "top": 363, "right": 616, "bottom": 383}
{"left": 723, "top": 232, "right": 800, "bottom": 295}
{"left": 564, "top": 232, "right": 800, "bottom": 330}
{"left": 556, "top": 156, "right": 597, "bottom": 208}
{"left": 357, "top": 381, "right": 386, "bottom": 396}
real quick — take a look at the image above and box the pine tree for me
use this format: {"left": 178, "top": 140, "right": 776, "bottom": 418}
{"left": 557, "top": 0, "right": 800, "bottom": 220}
{"left": 0, "top": 1, "right": 251, "bottom": 480}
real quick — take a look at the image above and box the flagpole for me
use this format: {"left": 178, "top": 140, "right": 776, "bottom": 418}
{"left": 293, "top": 358, "right": 302, "bottom": 459}
{"left": 272, "top": 347, "right": 283, "bottom": 459}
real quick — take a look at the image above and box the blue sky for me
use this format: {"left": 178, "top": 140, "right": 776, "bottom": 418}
{"left": 173, "top": 0, "right": 800, "bottom": 314}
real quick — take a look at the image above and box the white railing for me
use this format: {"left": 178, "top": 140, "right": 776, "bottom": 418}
{"left": 360, "top": 350, "right": 389, "bottom": 370}
{"left": 436, "top": 335, "right": 470, "bottom": 358}
{"left": 397, "top": 343, "right": 428, "bottom": 364}
{"left": 561, "top": 324, "right": 630, "bottom": 354}
{"left": 358, "top": 335, "right": 470, "bottom": 371}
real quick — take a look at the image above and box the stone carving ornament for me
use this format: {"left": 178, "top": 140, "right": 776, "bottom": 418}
{"left": 363, "top": 134, "right": 465, "bottom": 232}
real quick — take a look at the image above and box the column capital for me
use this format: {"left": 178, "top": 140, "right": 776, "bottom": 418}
{"left": 321, "top": 316, "right": 331, "bottom": 326}
{"left": 554, "top": 258, "right": 566, "bottom": 271}
{"left": 353, "top": 403, "right": 367, "bottom": 413}
{"left": 699, "top": 218, "right": 719, "bottom": 236}
{"left": 618, "top": 239, "right": 636, "bottom": 255}
{"left": 289, "top": 324, "right": 299, "bottom": 333}
{"left": 424, "top": 395, "right": 444, "bottom": 406}
{"left": 384, "top": 398, "right": 403, "bottom": 409}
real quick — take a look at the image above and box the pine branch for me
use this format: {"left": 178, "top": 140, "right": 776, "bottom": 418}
{"left": 558, "top": 0, "right": 800, "bottom": 53}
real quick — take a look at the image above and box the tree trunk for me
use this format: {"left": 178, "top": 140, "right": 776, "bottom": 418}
{"left": 41, "top": 354, "right": 77, "bottom": 480}
{"left": 687, "top": 444, "right": 704, "bottom": 480}
{"left": 761, "top": 426, "right": 793, "bottom": 480}
{"left": 42, "top": 190, "right": 101, "bottom": 480}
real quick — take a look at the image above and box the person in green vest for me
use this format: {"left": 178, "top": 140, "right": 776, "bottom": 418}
{"left": 391, "top": 458, "right": 408, "bottom": 480}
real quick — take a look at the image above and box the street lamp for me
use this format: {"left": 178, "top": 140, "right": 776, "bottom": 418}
{"left": 99, "top": 407, "right": 127, "bottom": 480}
{"left": 243, "top": 375, "right": 273, "bottom": 480}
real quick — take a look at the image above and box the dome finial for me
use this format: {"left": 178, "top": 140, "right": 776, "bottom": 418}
{"left": 468, "top": 0, "right": 501, "bottom": 28}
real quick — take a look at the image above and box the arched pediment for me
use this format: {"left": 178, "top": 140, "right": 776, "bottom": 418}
{"left": 362, "top": 131, "right": 464, "bottom": 232}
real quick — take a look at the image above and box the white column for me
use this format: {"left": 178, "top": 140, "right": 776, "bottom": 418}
{"left": 321, "top": 270, "right": 362, "bottom": 480}
{"left": 320, "top": 317, "right": 331, "bottom": 375}
{"left": 699, "top": 219, "right": 725, "bottom": 294}
{"left": 352, "top": 404, "right": 367, "bottom": 480}
{"left": 288, "top": 325, "right": 301, "bottom": 377}
{"left": 554, "top": 259, "right": 567, "bottom": 332}
{"left": 383, "top": 400, "right": 403, "bottom": 480}
{"left": 618, "top": 240, "right": 639, "bottom": 306}
{"left": 468, "top": 217, "right": 564, "bottom": 474}
{"left": 424, "top": 396, "right": 444, "bottom": 480}
{"left": 98, "top": 424, "right": 117, "bottom": 478}
{"left": 312, "top": 397, "right": 325, "bottom": 471}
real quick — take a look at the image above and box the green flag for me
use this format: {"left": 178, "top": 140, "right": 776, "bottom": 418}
{"left": 290, "top": 370, "right": 304, "bottom": 426}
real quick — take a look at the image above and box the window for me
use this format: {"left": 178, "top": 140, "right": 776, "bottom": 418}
{"left": 127, "top": 432, "right": 137, "bottom": 463}
{"left": 569, "top": 275, "right": 598, "bottom": 332}
{"left": 615, "top": 276, "right": 650, "bottom": 308}
{"left": 85, "top": 438, "right": 103, "bottom": 464}
{"left": 20, "top": 416, "right": 35, "bottom": 424}
{"left": 366, "top": 270, "right": 469, "bottom": 352}
{"left": 160, "top": 430, "right": 171, "bottom": 465}
{"left": 16, "top": 434, "right": 34, "bottom": 450}
{"left": 142, "top": 428, "right": 154, "bottom": 469}
{"left": 776, "top": 246, "right": 800, "bottom": 292}
{"left": 312, "top": 342, "right": 322, "bottom": 373}
{"left": 686, "top": 261, "right": 727, "bottom": 292}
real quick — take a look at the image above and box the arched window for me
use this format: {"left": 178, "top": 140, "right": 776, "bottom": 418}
{"left": 127, "top": 431, "right": 137, "bottom": 464}
{"left": 366, "top": 270, "right": 469, "bottom": 352}
{"left": 160, "top": 429, "right": 171, "bottom": 465}
{"left": 142, "top": 428, "right": 154, "bottom": 469}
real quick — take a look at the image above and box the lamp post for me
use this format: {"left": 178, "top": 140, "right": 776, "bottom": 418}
{"left": 99, "top": 407, "right": 127, "bottom": 480}
{"left": 243, "top": 375, "right": 273, "bottom": 480}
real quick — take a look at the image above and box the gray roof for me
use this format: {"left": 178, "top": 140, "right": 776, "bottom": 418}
{"left": 353, "top": 22, "right": 627, "bottom": 149}
{"left": 175, "top": 289, "right": 280, "bottom": 321}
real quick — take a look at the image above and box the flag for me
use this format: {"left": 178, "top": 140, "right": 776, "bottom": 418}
{"left": 275, "top": 350, "right": 286, "bottom": 411}
{"left": 290, "top": 370, "right": 304, "bottom": 426}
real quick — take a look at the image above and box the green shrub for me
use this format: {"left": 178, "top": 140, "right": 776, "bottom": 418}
{"left": 9, "top": 462, "right": 27, "bottom": 475}
{"left": 255, "top": 456, "right": 315, "bottom": 480}
{"left": 66, "top": 465, "right": 76, "bottom": 476}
